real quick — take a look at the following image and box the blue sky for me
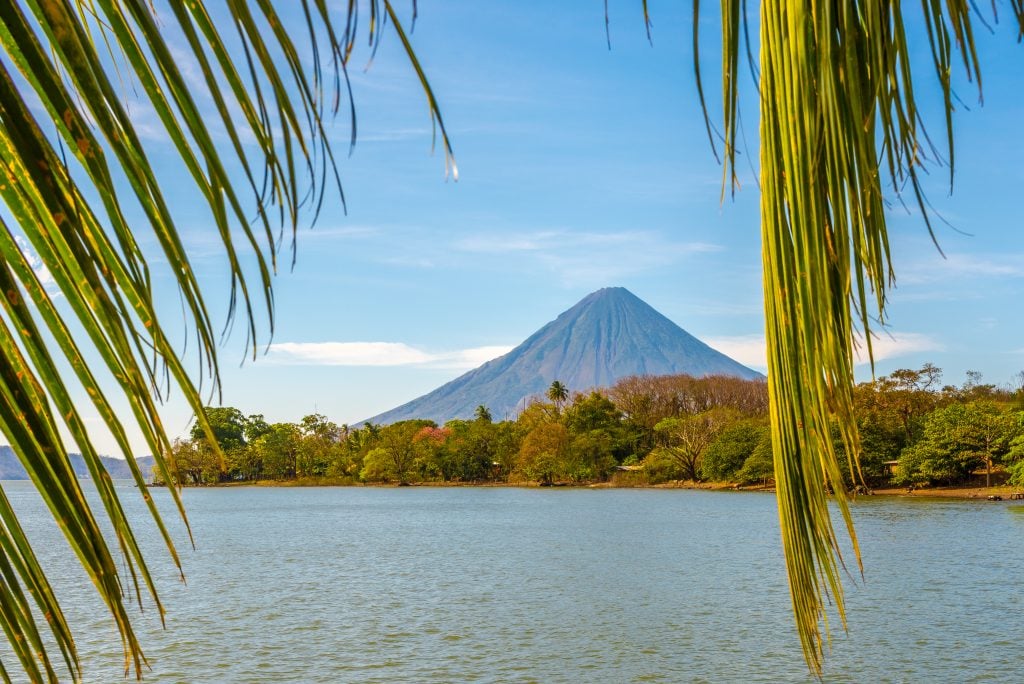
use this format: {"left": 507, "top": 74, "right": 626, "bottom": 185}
{"left": 15, "top": 2, "right": 1024, "bottom": 456}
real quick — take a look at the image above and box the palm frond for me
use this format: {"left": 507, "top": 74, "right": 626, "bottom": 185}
{"left": 0, "top": 1, "right": 446, "bottom": 679}
{"left": 699, "top": 0, "right": 1020, "bottom": 673}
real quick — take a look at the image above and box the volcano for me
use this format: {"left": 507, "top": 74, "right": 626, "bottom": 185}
{"left": 367, "top": 287, "right": 762, "bottom": 423}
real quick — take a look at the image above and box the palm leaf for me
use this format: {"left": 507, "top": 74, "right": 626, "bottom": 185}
{"left": 696, "top": 0, "right": 1022, "bottom": 674}
{"left": 0, "top": 1, "right": 447, "bottom": 679}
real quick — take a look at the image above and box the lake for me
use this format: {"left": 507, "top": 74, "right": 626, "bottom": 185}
{"left": 4, "top": 484, "right": 1023, "bottom": 682}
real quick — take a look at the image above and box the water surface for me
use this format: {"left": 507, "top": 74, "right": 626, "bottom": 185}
{"left": 5, "top": 484, "right": 1022, "bottom": 682}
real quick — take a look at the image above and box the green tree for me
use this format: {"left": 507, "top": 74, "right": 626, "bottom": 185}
{"left": 701, "top": 419, "right": 769, "bottom": 482}
{"left": 169, "top": 439, "right": 221, "bottom": 486}
{"left": 546, "top": 380, "right": 569, "bottom": 414}
{"left": 374, "top": 420, "right": 435, "bottom": 484}
{"left": 359, "top": 448, "right": 394, "bottom": 483}
{"left": 1006, "top": 413, "right": 1024, "bottom": 486}
{"left": 737, "top": 434, "right": 775, "bottom": 487}
{"left": 190, "top": 406, "right": 248, "bottom": 452}
{"left": 567, "top": 430, "right": 618, "bottom": 481}
{"left": 254, "top": 423, "right": 303, "bottom": 481}
{"left": 564, "top": 391, "right": 622, "bottom": 433}
{"left": 297, "top": 414, "right": 344, "bottom": 477}
{"left": 474, "top": 405, "right": 493, "bottom": 423}
{"left": 897, "top": 402, "right": 1016, "bottom": 486}
{"left": 867, "top": 365, "right": 946, "bottom": 443}
{"left": 516, "top": 422, "right": 570, "bottom": 484}
{"left": 639, "top": 446, "right": 687, "bottom": 484}
{"left": 244, "top": 414, "right": 273, "bottom": 443}
{"left": 649, "top": 408, "right": 738, "bottom": 482}
{"left": 491, "top": 420, "right": 526, "bottom": 480}
{"left": 438, "top": 420, "right": 497, "bottom": 482}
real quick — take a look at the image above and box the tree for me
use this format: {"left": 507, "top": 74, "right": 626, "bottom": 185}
{"left": 474, "top": 405, "right": 493, "bottom": 423}
{"left": 868, "top": 365, "right": 947, "bottom": 443}
{"left": 564, "top": 391, "right": 622, "bottom": 433}
{"left": 411, "top": 425, "right": 453, "bottom": 480}
{"left": 374, "top": 420, "right": 436, "bottom": 484}
{"left": 169, "top": 439, "right": 220, "bottom": 486}
{"left": 254, "top": 423, "right": 303, "bottom": 481}
{"left": 701, "top": 419, "right": 769, "bottom": 482}
{"left": 244, "top": 414, "right": 273, "bottom": 444}
{"left": 190, "top": 406, "right": 249, "bottom": 452}
{"left": 359, "top": 448, "right": 395, "bottom": 483}
{"left": 2, "top": 2, "right": 1016, "bottom": 678}
{"left": 897, "top": 403, "right": 1016, "bottom": 487}
{"left": 436, "top": 420, "right": 496, "bottom": 482}
{"left": 649, "top": 408, "right": 738, "bottom": 482}
{"left": 516, "top": 422, "right": 571, "bottom": 484}
{"left": 1006, "top": 413, "right": 1024, "bottom": 486}
{"left": 737, "top": 434, "right": 775, "bottom": 487}
{"left": 547, "top": 380, "right": 569, "bottom": 414}
{"left": 296, "top": 414, "right": 345, "bottom": 477}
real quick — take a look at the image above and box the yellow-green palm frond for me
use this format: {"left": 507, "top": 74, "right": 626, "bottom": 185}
{"left": 0, "top": 1, "right": 446, "bottom": 680}
{"left": 697, "top": 0, "right": 1022, "bottom": 674}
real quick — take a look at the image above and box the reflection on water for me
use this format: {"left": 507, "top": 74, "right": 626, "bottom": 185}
{"left": 2, "top": 483, "right": 1022, "bottom": 683}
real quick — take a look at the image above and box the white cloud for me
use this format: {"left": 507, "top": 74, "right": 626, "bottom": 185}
{"left": 267, "top": 342, "right": 513, "bottom": 370}
{"left": 854, "top": 332, "right": 944, "bottom": 364}
{"left": 705, "top": 331, "right": 944, "bottom": 370}
{"left": 704, "top": 334, "right": 769, "bottom": 370}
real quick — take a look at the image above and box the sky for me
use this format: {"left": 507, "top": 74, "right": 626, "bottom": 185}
{"left": 12, "top": 2, "right": 1024, "bottom": 457}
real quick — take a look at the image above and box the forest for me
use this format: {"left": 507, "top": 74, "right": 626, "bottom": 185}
{"left": 166, "top": 365, "right": 1024, "bottom": 491}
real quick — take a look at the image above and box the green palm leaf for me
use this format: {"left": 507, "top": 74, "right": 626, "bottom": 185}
{"left": 696, "top": 0, "right": 1021, "bottom": 673}
{"left": 0, "top": 1, "right": 449, "bottom": 679}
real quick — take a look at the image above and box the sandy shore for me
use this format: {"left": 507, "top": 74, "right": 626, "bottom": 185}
{"left": 871, "top": 484, "right": 1024, "bottom": 500}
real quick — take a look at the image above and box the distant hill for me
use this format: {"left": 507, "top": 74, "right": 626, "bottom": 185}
{"left": 368, "top": 286, "right": 763, "bottom": 424}
{"left": 0, "top": 446, "right": 155, "bottom": 481}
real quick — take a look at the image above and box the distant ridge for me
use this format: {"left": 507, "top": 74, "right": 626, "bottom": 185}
{"left": 367, "top": 287, "right": 763, "bottom": 424}
{"left": 0, "top": 446, "right": 154, "bottom": 480}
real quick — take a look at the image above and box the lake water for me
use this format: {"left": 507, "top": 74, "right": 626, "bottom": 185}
{"left": 4, "top": 483, "right": 1023, "bottom": 682}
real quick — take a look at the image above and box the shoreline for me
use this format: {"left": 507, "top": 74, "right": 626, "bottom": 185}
{"left": 162, "top": 478, "right": 1024, "bottom": 500}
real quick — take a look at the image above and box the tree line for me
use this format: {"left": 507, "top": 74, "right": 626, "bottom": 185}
{"left": 165, "top": 365, "right": 1024, "bottom": 490}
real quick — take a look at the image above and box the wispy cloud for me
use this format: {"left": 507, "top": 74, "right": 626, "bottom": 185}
{"left": 377, "top": 255, "right": 435, "bottom": 269}
{"left": 267, "top": 341, "right": 513, "bottom": 369}
{"left": 357, "top": 127, "right": 434, "bottom": 143}
{"left": 704, "top": 334, "right": 769, "bottom": 370}
{"left": 705, "top": 331, "right": 944, "bottom": 370}
{"left": 454, "top": 229, "right": 722, "bottom": 286}
{"left": 900, "top": 252, "right": 1024, "bottom": 285}
{"left": 301, "top": 225, "right": 380, "bottom": 240}
{"left": 456, "top": 230, "right": 719, "bottom": 255}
